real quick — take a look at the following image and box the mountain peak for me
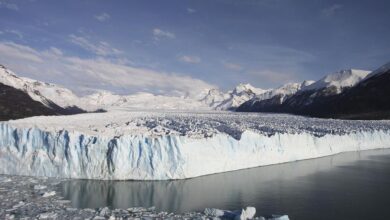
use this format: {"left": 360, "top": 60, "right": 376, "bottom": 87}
{"left": 233, "top": 83, "right": 267, "bottom": 95}
{"left": 301, "top": 80, "right": 315, "bottom": 87}
{"left": 302, "top": 69, "right": 370, "bottom": 92}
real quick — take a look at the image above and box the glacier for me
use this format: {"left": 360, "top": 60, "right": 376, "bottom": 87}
{"left": 1, "top": 111, "right": 390, "bottom": 180}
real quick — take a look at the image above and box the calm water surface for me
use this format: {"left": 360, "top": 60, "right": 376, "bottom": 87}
{"left": 60, "top": 149, "right": 390, "bottom": 220}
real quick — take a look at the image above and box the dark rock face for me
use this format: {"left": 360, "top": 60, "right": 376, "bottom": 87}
{"left": 321, "top": 68, "right": 390, "bottom": 119}
{"left": 0, "top": 83, "right": 86, "bottom": 121}
{"left": 237, "top": 68, "right": 390, "bottom": 120}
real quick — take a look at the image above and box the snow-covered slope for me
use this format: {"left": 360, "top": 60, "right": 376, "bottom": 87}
{"left": 239, "top": 81, "right": 315, "bottom": 109}
{"left": 237, "top": 63, "right": 390, "bottom": 119}
{"left": 1, "top": 111, "right": 390, "bottom": 180}
{"left": 363, "top": 61, "right": 390, "bottom": 80}
{"left": 108, "top": 93, "right": 212, "bottom": 111}
{"left": 197, "top": 89, "right": 228, "bottom": 108}
{"left": 0, "top": 65, "right": 84, "bottom": 109}
{"left": 83, "top": 86, "right": 269, "bottom": 111}
{"left": 253, "top": 81, "right": 312, "bottom": 104}
{"left": 302, "top": 69, "right": 370, "bottom": 93}
{"left": 237, "top": 69, "right": 371, "bottom": 113}
{"left": 81, "top": 91, "right": 123, "bottom": 107}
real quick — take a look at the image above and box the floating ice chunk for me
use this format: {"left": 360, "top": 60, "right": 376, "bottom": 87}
{"left": 55, "top": 200, "right": 71, "bottom": 204}
{"left": 259, "top": 215, "right": 290, "bottom": 220}
{"left": 0, "top": 177, "right": 12, "bottom": 183}
{"left": 37, "top": 212, "right": 58, "bottom": 219}
{"left": 239, "top": 207, "right": 256, "bottom": 220}
{"left": 127, "top": 206, "right": 155, "bottom": 213}
{"left": 34, "top": 185, "right": 47, "bottom": 190}
{"left": 12, "top": 201, "right": 25, "bottom": 209}
{"left": 5, "top": 214, "right": 15, "bottom": 219}
{"left": 66, "top": 207, "right": 77, "bottom": 212}
{"left": 204, "top": 206, "right": 256, "bottom": 220}
{"left": 42, "top": 191, "right": 56, "bottom": 197}
{"left": 269, "top": 215, "right": 289, "bottom": 220}
{"left": 204, "top": 207, "right": 225, "bottom": 217}
{"left": 99, "top": 207, "right": 111, "bottom": 216}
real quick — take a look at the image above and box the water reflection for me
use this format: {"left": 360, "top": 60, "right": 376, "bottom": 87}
{"left": 60, "top": 149, "right": 390, "bottom": 219}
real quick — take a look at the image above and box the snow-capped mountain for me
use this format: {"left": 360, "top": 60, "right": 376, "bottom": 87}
{"left": 0, "top": 65, "right": 87, "bottom": 110}
{"left": 236, "top": 81, "right": 315, "bottom": 112}
{"left": 239, "top": 68, "right": 371, "bottom": 111}
{"left": 0, "top": 65, "right": 87, "bottom": 120}
{"left": 363, "top": 61, "right": 390, "bottom": 80}
{"left": 238, "top": 61, "right": 390, "bottom": 119}
{"left": 0, "top": 65, "right": 214, "bottom": 112}
{"left": 2, "top": 61, "right": 388, "bottom": 120}
{"left": 250, "top": 81, "right": 313, "bottom": 105}
{"left": 200, "top": 83, "right": 269, "bottom": 110}
{"left": 282, "top": 69, "right": 371, "bottom": 107}
{"left": 302, "top": 69, "right": 370, "bottom": 93}
{"left": 197, "top": 88, "right": 227, "bottom": 108}
{"left": 0, "top": 64, "right": 295, "bottom": 113}
{"left": 0, "top": 82, "right": 59, "bottom": 121}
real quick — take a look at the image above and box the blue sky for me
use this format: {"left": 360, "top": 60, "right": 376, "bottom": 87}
{"left": 0, "top": 0, "right": 389, "bottom": 95}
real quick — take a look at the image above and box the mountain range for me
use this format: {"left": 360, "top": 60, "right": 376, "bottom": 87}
{"left": 0, "top": 61, "right": 389, "bottom": 120}
{"left": 0, "top": 64, "right": 271, "bottom": 118}
{"left": 237, "top": 62, "right": 390, "bottom": 119}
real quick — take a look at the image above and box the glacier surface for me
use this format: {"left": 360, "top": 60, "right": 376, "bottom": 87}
{"left": 1, "top": 111, "right": 390, "bottom": 180}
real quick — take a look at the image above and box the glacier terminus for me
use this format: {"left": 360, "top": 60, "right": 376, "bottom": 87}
{"left": 1, "top": 111, "right": 390, "bottom": 180}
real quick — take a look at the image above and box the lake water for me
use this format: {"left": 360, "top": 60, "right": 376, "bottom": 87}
{"left": 60, "top": 149, "right": 390, "bottom": 220}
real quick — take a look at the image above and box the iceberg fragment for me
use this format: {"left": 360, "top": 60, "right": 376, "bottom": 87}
{"left": 204, "top": 206, "right": 256, "bottom": 220}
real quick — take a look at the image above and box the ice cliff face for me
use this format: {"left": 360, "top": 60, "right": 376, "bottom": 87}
{"left": 1, "top": 112, "right": 390, "bottom": 180}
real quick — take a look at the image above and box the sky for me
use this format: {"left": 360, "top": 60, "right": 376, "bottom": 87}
{"left": 0, "top": 0, "right": 389, "bottom": 96}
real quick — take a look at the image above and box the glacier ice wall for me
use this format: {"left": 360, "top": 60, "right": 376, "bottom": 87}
{"left": 1, "top": 122, "right": 390, "bottom": 180}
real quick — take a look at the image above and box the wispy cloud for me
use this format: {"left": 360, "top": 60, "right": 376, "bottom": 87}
{"left": 0, "top": 0, "right": 19, "bottom": 11}
{"left": 153, "top": 28, "right": 175, "bottom": 40}
{"left": 322, "top": 4, "right": 343, "bottom": 17}
{"left": 48, "top": 47, "right": 63, "bottom": 56}
{"left": 179, "top": 55, "right": 201, "bottom": 64}
{"left": 0, "top": 42, "right": 43, "bottom": 62}
{"left": 0, "top": 41, "right": 214, "bottom": 96}
{"left": 223, "top": 62, "right": 243, "bottom": 71}
{"left": 1, "top": 29, "right": 23, "bottom": 39}
{"left": 69, "top": 34, "right": 122, "bottom": 56}
{"left": 94, "top": 12, "right": 110, "bottom": 22}
{"left": 187, "top": 8, "right": 196, "bottom": 14}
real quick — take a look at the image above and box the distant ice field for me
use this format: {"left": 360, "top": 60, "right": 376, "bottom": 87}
{"left": 1, "top": 111, "right": 390, "bottom": 180}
